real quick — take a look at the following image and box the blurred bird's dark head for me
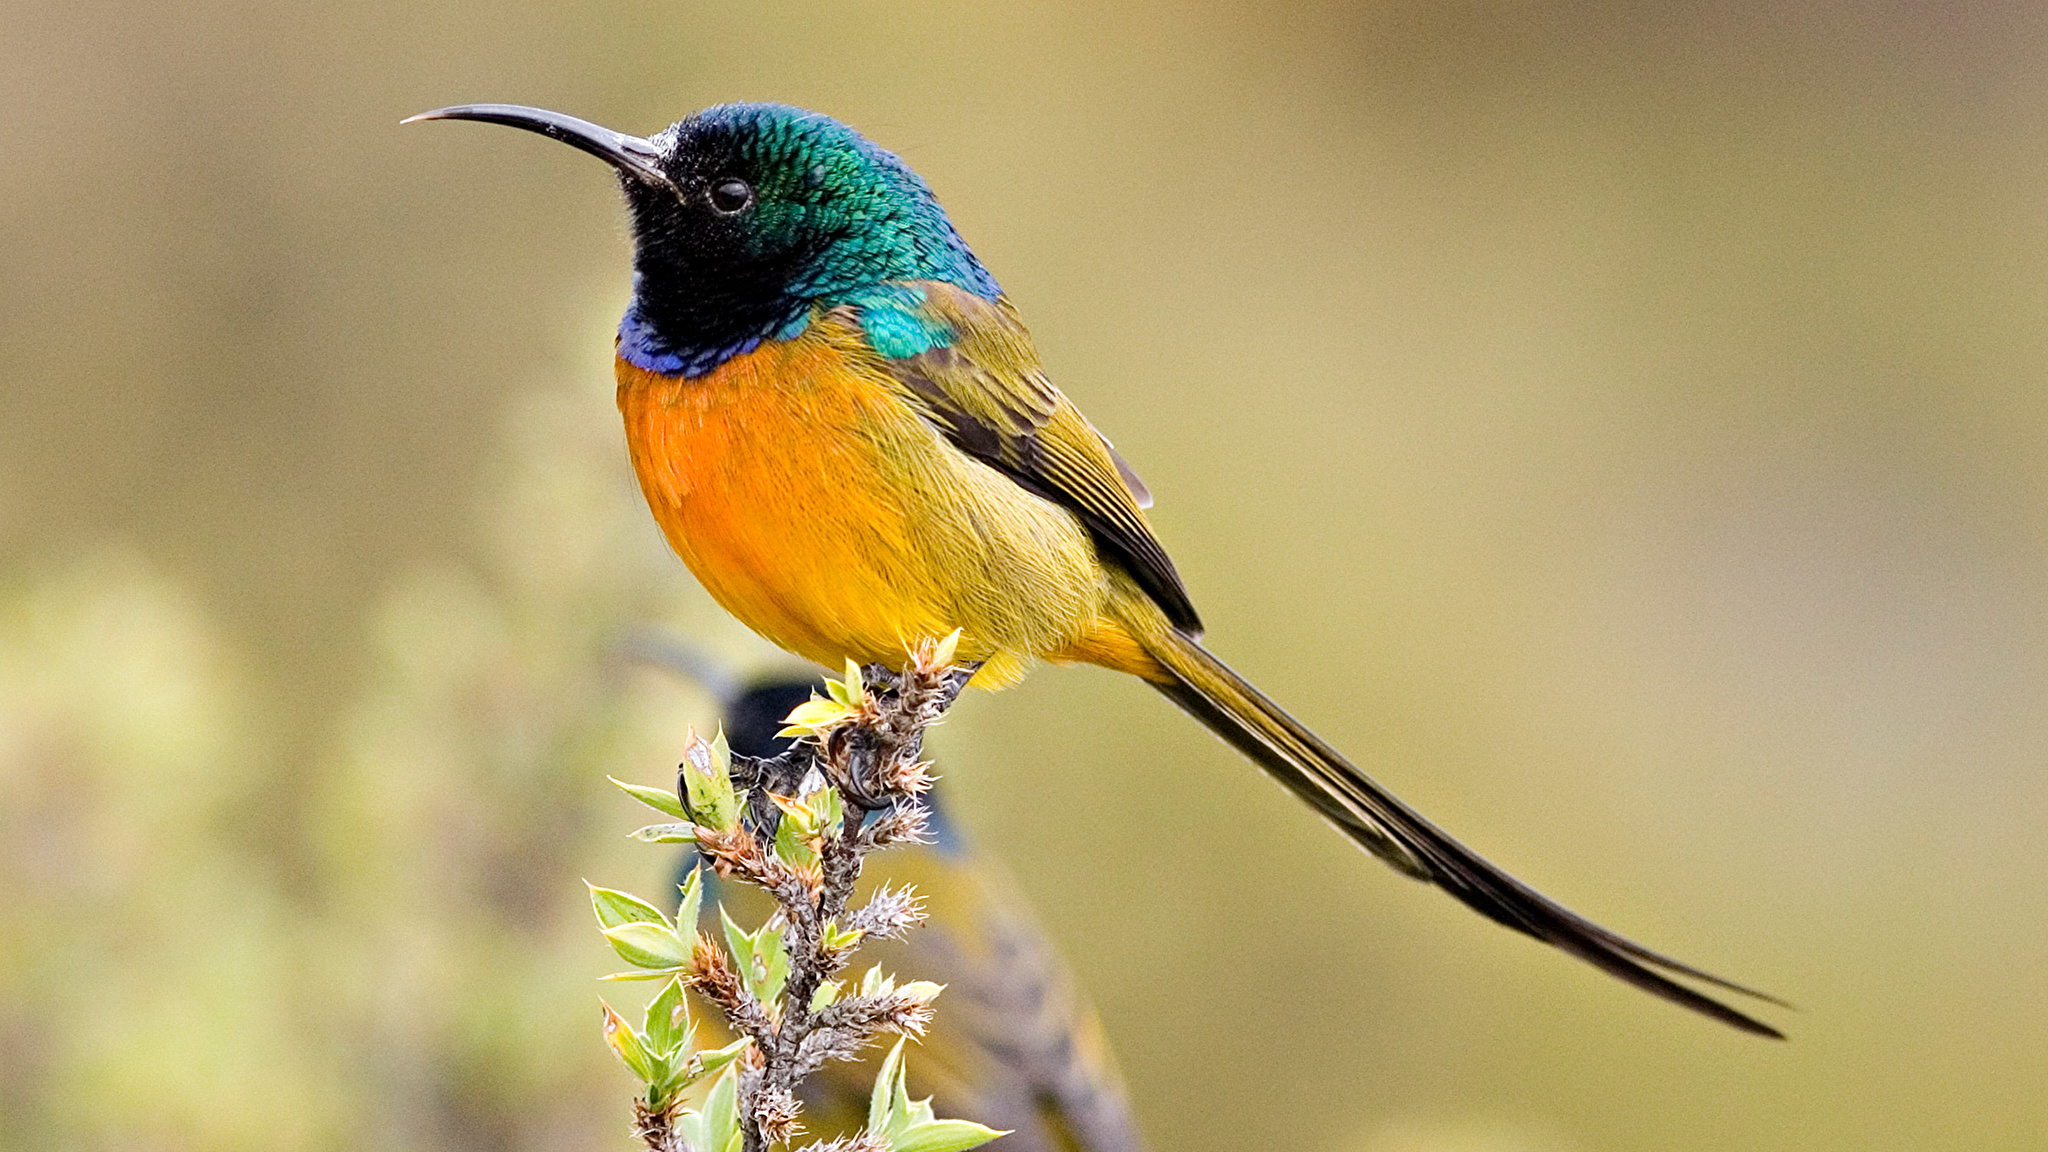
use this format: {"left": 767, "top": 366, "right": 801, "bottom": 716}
{"left": 721, "top": 676, "right": 819, "bottom": 761}
{"left": 406, "top": 102, "right": 1000, "bottom": 376}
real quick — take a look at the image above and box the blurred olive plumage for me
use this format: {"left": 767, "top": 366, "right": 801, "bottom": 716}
{"left": 409, "top": 101, "right": 1784, "bottom": 1035}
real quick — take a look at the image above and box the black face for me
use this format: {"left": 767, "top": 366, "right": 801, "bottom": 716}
{"left": 618, "top": 115, "right": 845, "bottom": 365}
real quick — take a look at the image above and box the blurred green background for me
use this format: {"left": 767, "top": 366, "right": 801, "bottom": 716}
{"left": 5, "top": 1, "right": 2048, "bottom": 1148}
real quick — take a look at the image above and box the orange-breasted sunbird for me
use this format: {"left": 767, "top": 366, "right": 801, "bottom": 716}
{"left": 408, "top": 101, "right": 1785, "bottom": 1037}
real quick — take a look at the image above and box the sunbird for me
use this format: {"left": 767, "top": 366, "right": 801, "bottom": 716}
{"left": 632, "top": 642, "right": 1146, "bottom": 1152}
{"left": 408, "top": 101, "right": 1784, "bottom": 1037}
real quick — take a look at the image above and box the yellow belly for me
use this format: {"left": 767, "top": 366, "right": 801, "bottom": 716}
{"left": 616, "top": 319, "right": 1117, "bottom": 687}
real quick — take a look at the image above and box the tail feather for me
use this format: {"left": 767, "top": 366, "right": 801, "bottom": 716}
{"left": 1143, "top": 626, "right": 1787, "bottom": 1038}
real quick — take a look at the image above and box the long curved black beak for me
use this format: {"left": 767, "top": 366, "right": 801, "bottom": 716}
{"left": 403, "top": 103, "right": 679, "bottom": 196}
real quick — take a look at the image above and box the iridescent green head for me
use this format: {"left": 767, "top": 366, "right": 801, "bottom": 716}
{"left": 407, "top": 101, "right": 1000, "bottom": 376}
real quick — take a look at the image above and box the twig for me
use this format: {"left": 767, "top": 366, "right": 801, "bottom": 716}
{"left": 594, "top": 636, "right": 1001, "bottom": 1152}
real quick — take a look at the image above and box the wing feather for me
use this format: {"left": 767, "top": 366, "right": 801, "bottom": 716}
{"left": 849, "top": 282, "right": 1203, "bottom": 635}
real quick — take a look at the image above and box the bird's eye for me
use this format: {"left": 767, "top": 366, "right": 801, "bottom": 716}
{"left": 709, "top": 178, "right": 753, "bottom": 214}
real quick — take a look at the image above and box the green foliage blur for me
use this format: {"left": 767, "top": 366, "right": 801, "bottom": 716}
{"left": 6, "top": 2, "right": 2048, "bottom": 1150}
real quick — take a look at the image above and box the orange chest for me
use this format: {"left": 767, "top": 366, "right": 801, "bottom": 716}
{"left": 612, "top": 335, "right": 948, "bottom": 663}
{"left": 611, "top": 331, "right": 1136, "bottom": 684}
{"left": 617, "top": 339, "right": 885, "bottom": 504}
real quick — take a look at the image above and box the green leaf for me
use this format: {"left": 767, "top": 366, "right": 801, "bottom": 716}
{"left": 827, "top": 660, "right": 861, "bottom": 705}
{"left": 773, "top": 801, "right": 820, "bottom": 869}
{"left": 698, "top": 1066, "right": 742, "bottom": 1152}
{"left": 644, "top": 976, "right": 691, "bottom": 1053}
{"left": 602, "top": 921, "right": 691, "bottom": 970}
{"left": 629, "top": 822, "right": 698, "bottom": 844}
{"left": 859, "top": 965, "right": 890, "bottom": 999}
{"left": 892, "top": 1119, "right": 1011, "bottom": 1152}
{"left": 650, "top": 1025, "right": 726, "bottom": 1113}
{"left": 676, "top": 867, "right": 707, "bottom": 935}
{"left": 588, "top": 883, "right": 672, "bottom": 930}
{"left": 680, "top": 730, "right": 741, "bottom": 831}
{"left": 674, "top": 1106, "right": 707, "bottom": 1151}
{"left": 687, "top": 1036, "right": 751, "bottom": 1082}
{"left": 866, "top": 1039, "right": 1007, "bottom": 1152}
{"left": 756, "top": 930, "right": 790, "bottom": 1004}
{"left": 597, "top": 968, "right": 683, "bottom": 981}
{"left": 609, "top": 775, "right": 687, "bottom": 820}
{"left": 810, "top": 979, "right": 843, "bottom": 1012}
{"left": 720, "top": 908, "right": 791, "bottom": 1004}
{"left": 777, "top": 696, "right": 856, "bottom": 739}
{"left": 600, "top": 1000, "right": 660, "bottom": 1084}
{"left": 897, "top": 980, "right": 944, "bottom": 1006}
{"left": 770, "top": 791, "right": 823, "bottom": 837}
{"left": 814, "top": 781, "right": 844, "bottom": 829}
{"left": 720, "top": 907, "right": 754, "bottom": 983}
{"left": 868, "top": 1038, "right": 909, "bottom": 1135}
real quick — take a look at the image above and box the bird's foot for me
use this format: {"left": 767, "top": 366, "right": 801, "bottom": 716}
{"left": 835, "top": 659, "right": 978, "bottom": 808}
{"left": 726, "top": 744, "right": 819, "bottom": 840}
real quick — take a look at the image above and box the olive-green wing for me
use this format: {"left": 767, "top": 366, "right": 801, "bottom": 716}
{"left": 839, "top": 281, "right": 1202, "bottom": 635}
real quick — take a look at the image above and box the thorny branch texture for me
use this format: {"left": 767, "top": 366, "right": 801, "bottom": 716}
{"left": 678, "top": 644, "right": 973, "bottom": 1152}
